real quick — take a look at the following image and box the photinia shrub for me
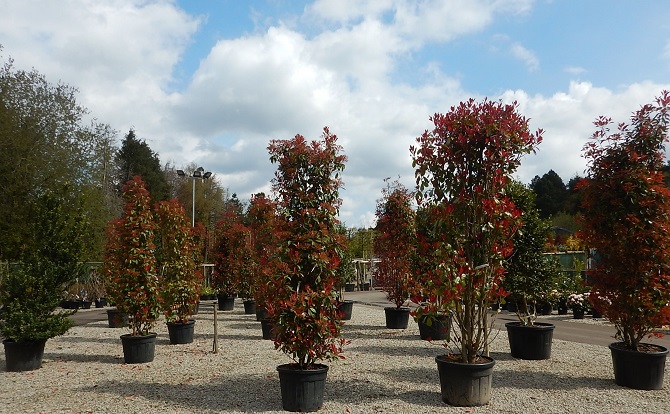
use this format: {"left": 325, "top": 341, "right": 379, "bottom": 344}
{"left": 579, "top": 90, "right": 670, "bottom": 351}
{"left": 267, "top": 127, "right": 348, "bottom": 369}
{"left": 246, "top": 193, "right": 284, "bottom": 311}
{"left": 211, "top": 205, "right": 253, "bottom": 296}
{"left": 373, "top": 179, "right": 417, "bottom": 309}
{"left": 410, "top": 98, "right": 542, "bottom": 363}
{"left": 103, "top": 176, "right": 161, "bottom": 336}
{"left": 155, "top": 199, "right": 204, "bottom": 323}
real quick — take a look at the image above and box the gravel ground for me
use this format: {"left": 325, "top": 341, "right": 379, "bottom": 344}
{"left": 1, "top": 303, "right": 668, "bottom": 414}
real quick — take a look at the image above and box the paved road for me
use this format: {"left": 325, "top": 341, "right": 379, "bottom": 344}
{"left": 70, "top": 290, "right": 670, "bottom": 349}
{"left": 342, "top": 289, "right": 670, "bottom": 348}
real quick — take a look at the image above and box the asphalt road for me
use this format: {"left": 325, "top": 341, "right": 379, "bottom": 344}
{"left": 69, "top": 290, "right": 670, "bottom": 349}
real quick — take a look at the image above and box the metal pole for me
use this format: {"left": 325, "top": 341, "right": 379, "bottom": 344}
{"left": 191, "top": 177, "right": 196, "bottom": 227}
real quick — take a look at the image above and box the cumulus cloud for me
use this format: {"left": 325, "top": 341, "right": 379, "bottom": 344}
{"left": 1, "top": 0, "right": 668, "bottom": 227}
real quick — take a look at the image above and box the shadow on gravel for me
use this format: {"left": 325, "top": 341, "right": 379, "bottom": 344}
{"left": 348, "top": 344, "right": 436, "bottom": 358}
{"left": 43, "top": 352, "right": 120, "bottom": 365}
{"left": 327, "top": 376, "right": 444, "bottom": 408}
{"left": 493, "top": 368, "right": 614, "bottom": 390}
{"left": 54, "top": 335, "right": 120, "bottom": 345}
{"left": 84, "top": 375, "right": 281, "bottom": 412}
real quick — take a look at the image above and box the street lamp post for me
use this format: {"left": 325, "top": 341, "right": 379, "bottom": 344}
{"left": 177, "top": 167, "right": 212, "bottom": 227}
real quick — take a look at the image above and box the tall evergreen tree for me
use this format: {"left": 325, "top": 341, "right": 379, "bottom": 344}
{"left": 115, "top": 129, "right": 170, "bottom": 202}
{"left": 529, "top": 169, "right": 567, "bottom": 218}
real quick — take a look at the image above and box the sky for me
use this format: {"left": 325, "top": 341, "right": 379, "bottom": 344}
{"left": 2, "top": 0, "right": 669, "bottom": 227}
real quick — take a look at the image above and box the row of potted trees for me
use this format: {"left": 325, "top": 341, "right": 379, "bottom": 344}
{"left": 368, "top": 91, "right": 670, "bottom": 406}
{"left": 102, "top": 176, "right": 205, "bottom": 363}
{"left": 3, "top": 91, "right": 668, "bottom": 409}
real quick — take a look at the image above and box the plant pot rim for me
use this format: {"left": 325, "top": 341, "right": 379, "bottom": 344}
{"left": 277, "top": 363, "right": 329, "bottom": 372}
{"left": 435, "top": 354, "right": 495, "bottom": 366}
{"left": 608, "top": 342, "right": 668, "bottom": 355}
{"left": 166, "top": 320, "right": 196, "bottom": 326}
{"left": 120, "top": 332, "right": 158, "bottom": 339}
{"left": 505, "top": 321, "right": 555, "bottom": 329}
{"left": 2, "top": 338, "right": 47, "bottom": 345}
{"left": 384, "top": 306, "right": 410, "bottom": 311}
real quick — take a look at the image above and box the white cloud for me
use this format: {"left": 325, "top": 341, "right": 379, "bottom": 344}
{"left": 1, "top": 0, "right": 668, "bottom": 227}
{"left": 503, "top": 81, "right": 670, "bottom": 184}
{"left": 564, "top": 66, "right": 586, "bottom": 75}
{"left": 510, "top": 42, "right": 539, "bottom": 72}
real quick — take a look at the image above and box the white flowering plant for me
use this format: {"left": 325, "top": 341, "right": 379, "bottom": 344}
{"left": 567, "top": 292, "right": 590, "bottom": 312}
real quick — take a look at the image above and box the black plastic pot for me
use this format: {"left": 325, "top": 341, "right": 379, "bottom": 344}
{"left": 418, "top": 314, "right": 451, "bottom": 341}
{"left": 106, "top": 309, "right": 128, "bottom": 328}
{"left": 243, "top": 300, "right": 256, "bottom": 315}
{"left": 167, "top": 320, "right": 196, "bottom": 344}
{"left": 337, "top": 300, "right": 354, "bottom": 321}
{"left": 120, "top": 333, "right": 157, "bottom": 364}
{"left": 344, "top": 283, "right": 355, "bottom": 292}
{"left": 217, "top": 294, "right": 235, "bottom": 311}
{"left": 384, "top": 307, "right": 410, "bottom": 329}
{"left": 3, "top": 339, "right": 46, "bottom": 372}
{"left": 609, "top": 342, "right": 668, "bottom": 390}
{"left": 277, "top": 363, "right": 329, "bottom": 412}
{"left": 505, "top": 321, "right": 555, "bottom": 360}
{"left": 260, "top": 318, "right": 276, "bottom": 340}
{"left": 256, "top": 307, "right": 269, "bottom": 322}
{"left": 435, "top": 354, "right": 495, "bottom": 406}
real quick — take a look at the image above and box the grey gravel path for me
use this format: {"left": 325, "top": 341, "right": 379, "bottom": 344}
{"left": 1, "top": 301, "right": 668, "bottom": 413}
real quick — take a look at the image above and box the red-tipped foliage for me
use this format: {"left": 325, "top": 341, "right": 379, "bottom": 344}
{"left": 267, "top": 127, "right": 348, "bottom": 369}
{"left": 579, "top": 90, "right": 670, "bottom": 351}
{"left": 373, "top": 179, "right": 417, "bottom": 309}
{"left": 411, "top": 99, "right": 542, "bottom": 363}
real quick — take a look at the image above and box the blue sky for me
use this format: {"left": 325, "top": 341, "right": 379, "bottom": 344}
{"left": 1, "top": 0, "right": 669, "bottom": 227}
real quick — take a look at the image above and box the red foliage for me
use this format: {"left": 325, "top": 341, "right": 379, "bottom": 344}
{"left": 155, "top": 198, "right": 204, "bottom": 323}
{"left": 211, "top": 205, "right": 253, "bottom": 296}
{"left": 103, "top": 176, "right": 161, "bottom": 336}
{"left": 578, "top": 90, "right": 670, "bottom": 351}
{"left": 267, "top": 127, "right": 347, "bottom": 368}
{"left": 373, "top": 179, "right": 417, "bottom": 308}
{"left": 410, "top": 99, "right": 542, "bottom": 363}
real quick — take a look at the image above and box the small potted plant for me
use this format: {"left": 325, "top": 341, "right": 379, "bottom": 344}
{"left": 267, "top": 128, "right": 348, "bottom": 412}
{"left": 411, "top": 98, "right": 542, "bottom": 406}
{"left": 502, "top": 180, "right": 562, "bottom": 360}
{"left": 247, "top": 193, "right": 282, "bottom": 324}
{"left": 212, "top": 206, "right": 251, "bottom": 311}
{"left": 155, "top": 199, "right": 204, "bottom": 345}
{"left": 566, "top": 292, "right": 590, "bottom": 319}
{"left": 373, "top": 179, "right": 417, "bottom": 329}
{"left": 0, "top": 188, "right": 86, "bottom": 371}
{"left": 334, "top": 240, "right": 355, "bottom": 321}
{"left": 103, "top": 176, "right": 162, "bottom": 364}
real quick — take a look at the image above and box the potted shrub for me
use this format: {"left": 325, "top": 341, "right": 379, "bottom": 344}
{"left": 334, "top": 236, "right": 355, "bottom": 321}
{"left": 267, "top": 128, "right": 348, "bottom": 412}
{"left": 579, "top": 90, "right": 670, "bottom": 390}
{"left": 566, "top": 292, "right": 590, "bottom": 319}
{"left": 1, "top": 263, "right": 75, "bottom": 371}
{"left": 212, "top": 206, "right": 251, "bottom": 311}
{"left": 411, "top": 207, "right": 453, "bottom": 342}
{"left": 373, "top": 179, "right": 417, "bottom": 329}
{"left": 503, "top": 180, "right": 562, "bottom": 360}
{"left": 246, "top": 193, "right": 282, "bottom": 323}
{"left": 0, "top": 187, "right": 86, "bottom": 371}
{"left": 410, "top": 98, "right": 542, "bottom": 406}
{"left": 103, "top": 176, "right": 162, "bottom": 364}
{"left": 155, "top": 199, "right": 204, "bottom": 344}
